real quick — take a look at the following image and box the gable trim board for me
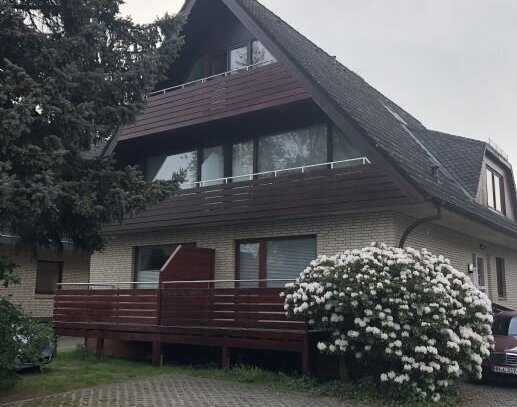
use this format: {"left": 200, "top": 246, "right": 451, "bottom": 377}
{"left": 107, "top": 0, "right": 517, "bottom": 240}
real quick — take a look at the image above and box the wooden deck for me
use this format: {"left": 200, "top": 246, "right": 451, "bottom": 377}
{"left": 53, "top": 286, "right": 314, "bottom": 373}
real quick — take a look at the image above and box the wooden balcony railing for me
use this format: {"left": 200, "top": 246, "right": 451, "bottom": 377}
{"left": 117, "top": 62, "right": 311, "bottom": 141}
{"left": 105, "top": 160, "right": 414, "bottom": 232}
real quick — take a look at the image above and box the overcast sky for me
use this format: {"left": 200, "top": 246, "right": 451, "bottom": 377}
{"left": 122, "top": 0, "right": 517, "bottom": 168}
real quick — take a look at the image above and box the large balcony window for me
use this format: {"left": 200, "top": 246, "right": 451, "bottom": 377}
{"left": 232, "top": 141, "right": 254, "bottom": 180}
{"left": 258, "top": 124, "right": 327, "bottom": 174}
{"left": 145, "top": 123, "right": 368, "bottom": 188}
{"left": 229, "top": 40, "right": 276, "bottom": 72}
{"left": 146, "top": 151, "right": 197, "bottom": 188}
{"left": 201, "top": 146, "right": 224, "bottom": 186}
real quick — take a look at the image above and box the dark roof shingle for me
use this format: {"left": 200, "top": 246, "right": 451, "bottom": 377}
{"left": 413, "top": 130, "right": 486, "bottom": 198}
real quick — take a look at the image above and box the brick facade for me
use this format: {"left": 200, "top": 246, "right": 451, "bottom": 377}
{"left": 91, "top": 210, "right": 517, "bottom": 310}
{"left": 90, "top": 212, "right": 399, "bottom": 285}
{"left": 0, "top": 247, "right": 90, "bottom": 319}
{"left": 392, "top": 213, "right": 517, "bottom": 310}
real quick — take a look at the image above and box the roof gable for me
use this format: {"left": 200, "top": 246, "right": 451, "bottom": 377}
{"left": 218, "top": 0, "right": 517, "bottom": 237}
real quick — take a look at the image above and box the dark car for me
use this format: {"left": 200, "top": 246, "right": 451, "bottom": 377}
{"left": 14, "top": 328, "right": 56, "bottom": 370}
{"left": 483, "top": 311, "right": 517, "bottom": 376}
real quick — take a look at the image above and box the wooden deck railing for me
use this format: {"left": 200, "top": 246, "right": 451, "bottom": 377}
{"left": 159, "top": 286, "right": 304, "bottom": 331}
{"left": 53, "top": 280, "right": 314, "bottom": 373}
{"left": 53, "top": 284, "right": 303, "bottom": 333}
{"left": 53, "top": 289, "right": 159, "bottom": 333}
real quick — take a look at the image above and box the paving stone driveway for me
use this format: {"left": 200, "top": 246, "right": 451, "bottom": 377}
{"left": 3, "top": 376, "right": 363, "bottom": 407}
{"left": 3, "top": 376, "right": 516, "bottom": 407}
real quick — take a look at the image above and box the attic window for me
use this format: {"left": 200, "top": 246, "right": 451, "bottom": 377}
{"left": 229, "top": 41, "right": 276, "bottom": 71}
{"left": 486, "top": 166, "right": 505, "bottom": 214}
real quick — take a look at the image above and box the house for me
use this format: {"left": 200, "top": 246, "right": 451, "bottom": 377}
{"left": 53, "top": 0, "right": 517, "bottom": 371}
{"left": 0, "top": 239, "right": 90, "bottom": 320}
{"left": 0, "top": 142, "right": 106, "bottom": 320}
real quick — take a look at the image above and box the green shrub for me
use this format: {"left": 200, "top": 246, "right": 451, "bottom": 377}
{"left": 0, "top": 298, "right": 55, "bottom": 390}
{"left": 283, "top": 244, "right": 493, "bottom": 403}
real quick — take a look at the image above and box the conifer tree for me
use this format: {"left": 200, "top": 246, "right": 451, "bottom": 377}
{"left": 0, "top": 0, "right": 184, "bottom": 259}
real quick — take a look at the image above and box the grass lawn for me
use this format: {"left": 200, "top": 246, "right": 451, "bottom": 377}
{"left": 0, "top": 348, "right": 460, "bottom": 407}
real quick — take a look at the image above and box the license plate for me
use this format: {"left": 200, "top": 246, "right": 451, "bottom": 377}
{"left": 493, "top": 366, "right": 517, "bottom": 375}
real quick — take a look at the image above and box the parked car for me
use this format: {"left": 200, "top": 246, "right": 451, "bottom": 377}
{"left": 14, "top": 327, "right": 56, "bottom": 370}
{"left": 483, "top": 311, "right": 517, "bottom": 376}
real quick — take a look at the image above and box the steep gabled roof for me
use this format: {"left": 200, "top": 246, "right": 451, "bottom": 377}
{"left": 413, "top": 130, "right": 487, "bottom": 198}
{"left": 213, "top": 0, "right": 517, "bottom": 237}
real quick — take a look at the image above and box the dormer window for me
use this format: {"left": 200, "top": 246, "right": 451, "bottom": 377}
{"left": 486, "top": 166, "right": 505, "bottom": 213}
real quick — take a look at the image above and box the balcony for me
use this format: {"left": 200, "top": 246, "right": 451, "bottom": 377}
{"left": 106, "top": 158, "right": 415, "bottom": 232}
{"left": 118, "top": 62, "right": 311, "bottom": 142}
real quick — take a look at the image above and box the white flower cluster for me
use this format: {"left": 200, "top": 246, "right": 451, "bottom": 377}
{"left": 283, "top": 243, "right": 494, "bottom": 402}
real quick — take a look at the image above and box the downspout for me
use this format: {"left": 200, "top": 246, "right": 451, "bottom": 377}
{"left": 399, "top": 201, "right": 443, "bottom": 248}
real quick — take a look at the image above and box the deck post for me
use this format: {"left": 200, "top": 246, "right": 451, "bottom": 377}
{"left": 301, "top": 340, "right": 311, "bottom": 376}
{"left": 152, "top": 339, "right": 162, "bottom": 367}
{"left": 221, "top": 345, "right": 232, "bottom": 371}
{"left": 95, "top": 337, "right": 104, "bottom": 359}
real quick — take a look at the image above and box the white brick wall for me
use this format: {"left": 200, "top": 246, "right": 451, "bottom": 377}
{"left": 90, "top": 212, "right": 399, "bottom": 284}
{"left": 90, "top": 210, "right": 517, "bottom": 310}
{"left": 0, "top": 248, "right": 90, "bottom": 319}
{"left": 392, "top": 213, "right": 517, "bottom": 310}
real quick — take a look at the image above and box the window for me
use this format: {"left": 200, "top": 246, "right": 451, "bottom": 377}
{"left": 232, "top": 140, "right": 254, "bottom": 180}
{"left": 492, "top": 316, "right": 511, "bottom": 336}
{"left": 229, "top": 45, "right": 249, "bottom": 71}
{"left": 135, "top": 245, "right": 178, "bottom": 289}
{"left": 251, "top": 40, "right": 276, "bottom": 65}
{"left": 237, "top": 236, "right": 316, "bottom": 288}
{"left": 146, "top": 151, "right": 197, "bottom": 189}
{"left": 35, "top": 261, "right": 62, "bottom": 295}
{"left": 185, "top": 56, "right": 205, "bottom": 83}
{"left": 486, "top": 167, "right": 505, "bottom": 213}
{"left": 229, "top": 41, "right": 275, "bottom": 71}
{"left": 258, "top": 125, "right": 327, "bottom": 174}
{"left": 201, "top": 146, "right": 224, "bottom": 186}
{"left": 211, "top": 53, "right": 227, "bottom": 75}
{"left": 496, "top": 257, "right": 507, "bottom": 298}
{"left": 332, "top": 125, "right": 364, "bottom": 166}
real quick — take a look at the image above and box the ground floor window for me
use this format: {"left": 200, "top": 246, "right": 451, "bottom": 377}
{"left": 236, "top": 236, "right": 316, "bottom": 288}
{"left": 134, "top": 245, "right": 178, "bottom": 288}
{"left": 35, "top": 261, "right": 62, "bottom": 295}
{"left": 496, "top": 257, "right": 507, "bottom": 299}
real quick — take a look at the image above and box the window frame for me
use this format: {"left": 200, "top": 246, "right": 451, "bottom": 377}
{"left": 235, "top": 235, "right": 317, "bottom": 288}
{"left": 486, "top": 166, "right": 505, "bottom": 214}
{"left": 496, "top": 257, "right": 507, "bottom": 299}
{"left": 132, "top": 243, "right": 196, "bottom": 289}
{"left": 35, "top": 260, "right": 63, "bottom": 295}
{"left": 227, "top": 41, "right": 252, "bottom": 71}
{"left": 145, "top": 150, "right": 199, "bottom": 187}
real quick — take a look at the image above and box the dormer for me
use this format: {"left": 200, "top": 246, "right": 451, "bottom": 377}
{"left": 479, "top": 141, "right": 517, "bottom": 221}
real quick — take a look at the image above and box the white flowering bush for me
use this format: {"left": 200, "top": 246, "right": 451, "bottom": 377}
{"left": 282, "top": 244, "right": 494, "bottom": 402}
